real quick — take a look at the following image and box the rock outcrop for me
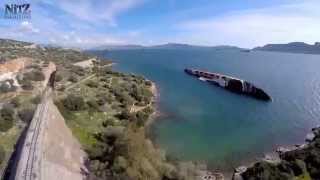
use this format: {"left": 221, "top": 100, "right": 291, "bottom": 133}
{"left": 234, "top": 127, "right": 320, "bottom": 180}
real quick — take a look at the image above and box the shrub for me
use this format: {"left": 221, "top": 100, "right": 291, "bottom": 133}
{"left": 130, "top": 84, "right": 152, "bottom": 105}
{"left": 23, "top": 70, "right": 45, "bottom": 81}
{"left": 18, "top": 108, "right": 35, "bottom": 123}
{"left": 20, "top": 80, "right": 34, "bottom": 90}
{"left": 145, "top": 80, "right": 152, "bottom": 86}
{"left": 102, "top": 67, "right": 113, "bottom": 75}
{"left": 10, "top": 97, "right": 21, "bottom": 107}
{"left": 0, "top": 82, "right": 11, "bottom": 93}
{"left": 55, "top": 73, "right": 63, "bottom": 82}
{"left": 71, "top": 65, "right": 86, "bottom": 76}
{"left": 32, "top": 95, "right": 41, "bottom": 104}
{"left": 136, "top": 111, "right": 149, "bottom": 127}
{"left": 143, "top": 107, "right": 154, "bottom": 115}
{"left": 42, "top": 61, "right": 50, "bottom": 67}
{"left": 0, "top": 105, "right": 14, "bottom": 120}
{"left": 0, "top": 145, "right": 5, "bottom": 164}
{"left": 86, "top": 80, "right": 99, "bottom": 88}
{"left": 99, "top": 77, "right": 109, "bottom": 82}
{"left": 0, "top": 105, "right": 15, "bottom": 132}
{"left": 68, "top": 74, "right": 78, "bottom": 83}
{"left": 112, "top": 156, "right": 128, "bottom": 173}
{"left": 58, "top": 85, "right": 66, "bottom": 91}
{"left": 96, "top": 92, "right": 112, "bottom": 105}
{"left": 116, "top": 110, "right": 132, "bottom": 120}
{"left": 0, "top": 80, "right": 16, "bottom": 93}
{"left": 104, "top": 126, "right": 125, "bottom": 140}
{"left": 63, "top": 94, "right": 86, "bottom": 111}
{"left": 87, "top": 99, "right": 100, "bottom": 110}
{"left": 114, "top": 91, "right": 134, "bottom": 107}
{"left": 102, "top": 117, "right": 118, "bottom": 127}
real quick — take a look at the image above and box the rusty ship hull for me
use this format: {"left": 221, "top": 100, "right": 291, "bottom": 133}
{"left": 184, "top": 68, "right": 271, "bottom": 101}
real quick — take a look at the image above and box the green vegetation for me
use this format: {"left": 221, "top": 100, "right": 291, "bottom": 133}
{"left": 62, "top": 94, "right": 86, "bottom": 111}
{"left": 0, "top": 38, "right": 201, "bottom": 179}
{"left": 18, "top": 108, "right": 35, "bottom": 123}
{"left": 0, "top": 145, "right": 5, "bottom": 165}
{"left": 10, "top": 97, "right": 21, "bottom": 108}
{"left": 0, "top": 94, "right": 36, "bottom": 170}
{"left": 0, "top": 105, "right": 15, "bottom": 132}
{"left": 23, "top": 70, "right": 45, "bottom": 81}
{"left": 0, "top": 80, "right": 16, "bottom": 93}
{"left": 54, "top": 72, "right": 63, "bottom": 82}
{"left": 242, "top": 128, "right": 320, "bottom": 180}
{"left": 0, "top": 38, "right": 113, "bottom": 175}
{"left": 68, "top": 74, "right": 78, "bottom": 83}
{"left": 55, "top": 66, "right": 202, "bottom": 179}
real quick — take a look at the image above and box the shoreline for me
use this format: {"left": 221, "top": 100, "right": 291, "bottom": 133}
{"left": 145, "top": 81, "right": 161, "bottom": 127}
{"left": 144, "top": 80, "right": 319, "bottom": 180}
{"left": 233, "top": 126, "right": 320, "bottom": 179}
{"left": 145, "top": 81, "right": 226, "bottom": 179}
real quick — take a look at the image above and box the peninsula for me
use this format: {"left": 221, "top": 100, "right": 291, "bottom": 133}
{"left": 253, "top": 42, "right": 320, "bottom": 55}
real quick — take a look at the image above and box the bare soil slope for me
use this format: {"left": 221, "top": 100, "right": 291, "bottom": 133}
{"left": 42, "top": 99, "right": 87, "bottom": 180}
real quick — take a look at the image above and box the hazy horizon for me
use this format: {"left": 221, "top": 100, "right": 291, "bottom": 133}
{"left": 1, "top": 0, "right": 320, "bottom": 48}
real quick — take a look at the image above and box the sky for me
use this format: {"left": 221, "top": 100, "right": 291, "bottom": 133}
{"left": 0, "top": 0, "right": 320, "bottom": 48}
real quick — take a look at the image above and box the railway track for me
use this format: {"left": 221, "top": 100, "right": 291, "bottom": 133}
{"left": 13, "top": 89, "right": 51, "bottom": 180}
{"left": 23, "top": 99, "right": 48, "bottom": 180}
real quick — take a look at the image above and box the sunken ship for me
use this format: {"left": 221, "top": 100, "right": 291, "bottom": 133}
{"left": 184, "top": 68, "right": 271, "bottom": 101}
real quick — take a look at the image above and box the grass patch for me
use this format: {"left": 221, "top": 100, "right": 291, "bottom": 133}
{"left": 65, "top": 111, "right": 108, "bottom": 149}
{"left": 0, "top": 125, "right": 24, "bottom": 170}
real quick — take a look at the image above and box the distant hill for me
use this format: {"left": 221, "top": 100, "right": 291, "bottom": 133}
{"left": 93, "top": 44, "right": 145, "bottom": 50}
{"left": 0, "top": 38, "right": 32, "bottom": 48}
{"left": 91, "top": 43, "right": 243, "bottom": 51}
{"left": 150, "top": 43, "right": 208, "bottom": 49}
{"left": 253, "top": 42, "right": 320, "bottom": 54}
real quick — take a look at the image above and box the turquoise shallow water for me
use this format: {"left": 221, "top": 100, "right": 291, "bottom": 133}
{"left": 100, "top": 49, "right": 320, "bottom": 171}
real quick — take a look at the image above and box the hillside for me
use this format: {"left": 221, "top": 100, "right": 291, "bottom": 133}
{"left": 0, "top": 39, "right": 212, "bottom": 180}
{"left": 253, "top": 42, "right": 320, "bottom": 55}
{"left": 0, "top": 38, "right": 100, "bottom": 177}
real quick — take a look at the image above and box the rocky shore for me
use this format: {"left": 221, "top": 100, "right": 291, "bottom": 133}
{"left": 233, "top": 127, "right": 320, "bottom": 180}
{"left": 145, "top": 81, "right": 161, "bottom": 127}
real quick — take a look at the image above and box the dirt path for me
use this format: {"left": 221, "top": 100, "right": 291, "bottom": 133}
{"left": 130, "top": 82, "right": 157, "bottom": 113}
{"left": 65, "top": 74, "right": 95, "bottom": 91}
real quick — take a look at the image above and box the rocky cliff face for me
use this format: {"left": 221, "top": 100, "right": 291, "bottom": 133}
{"left": 0, "top": 58, "right": 31, "bottom": 79}
{"left": 234, "top": 127, "right": 320, "bottom": 180}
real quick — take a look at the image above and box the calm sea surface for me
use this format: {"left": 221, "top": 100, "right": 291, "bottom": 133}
{"left": 101, "top": 49, "right": 320, "bottom": 171}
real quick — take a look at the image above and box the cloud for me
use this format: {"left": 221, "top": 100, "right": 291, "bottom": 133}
{"left": 50, "top": 31, "right": 128, "bottom": 48}
{"left": 19, "top": 21, "right": 40, "bottom": 33}
{"left": 43, "top": 0, "right": 144, "bottom": 26}
{"left": 177, "top": 1, "right": 320, "bottom": 48}
{"left": 0, "top": 0, "right": 145, "bottom": 48}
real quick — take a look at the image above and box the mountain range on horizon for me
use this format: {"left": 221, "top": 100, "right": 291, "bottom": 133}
{"left": 2, "top": 38, "right": 320, "bottom": 55}
{"left": 253, "top": 42, "right": 320, "bottom": 55}
{"left": 90, "top": 43, "right": 243, "bottom": 51}
{"left": 91, "top": 41, "right": 320, "bottom": 55}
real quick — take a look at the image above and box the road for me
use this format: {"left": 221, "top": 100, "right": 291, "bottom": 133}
{"left": 13, "top": 88, "right": 52, "bottom": 180}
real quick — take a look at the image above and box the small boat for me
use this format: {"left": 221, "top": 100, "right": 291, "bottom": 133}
{"left": 185, "top": 68, "right": 271, "bottom": 101}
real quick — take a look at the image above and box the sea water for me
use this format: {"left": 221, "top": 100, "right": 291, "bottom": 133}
{"left": 101, "top": 48, "right": 320, "bottom": 171}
